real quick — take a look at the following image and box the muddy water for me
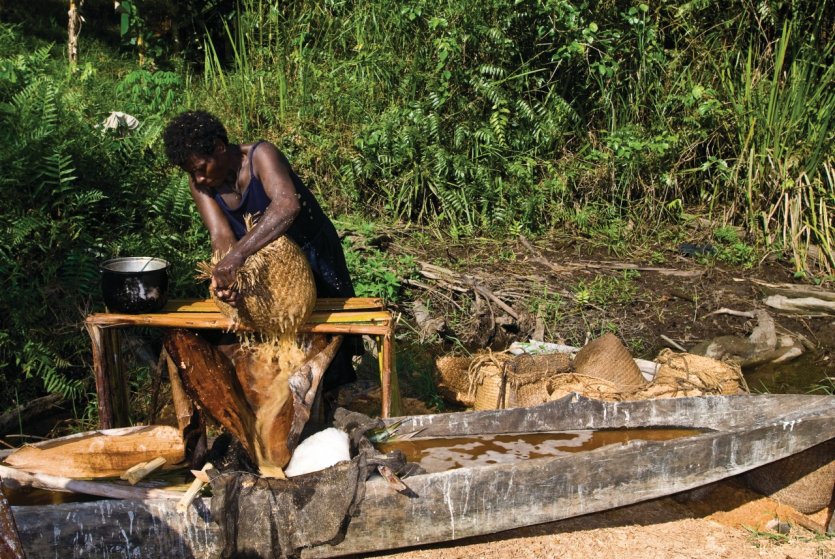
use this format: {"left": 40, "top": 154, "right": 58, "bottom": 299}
{"left": 745, "top": 353, "right": 834, "bottom": 394}
{"left": 377, "top": 428, "right": 702, "bottom": 473}
{"left": 3, "top": 485, "right": 102, "bottom": 506}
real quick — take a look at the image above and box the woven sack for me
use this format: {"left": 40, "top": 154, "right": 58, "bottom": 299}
{"left": 573, "top": 333, "right": 646, "bottom": 390}
{"left": 435, "top": 355, "right": 476, "bottom": 406}
{"left": 645, "top": 349, "right": 748, "bottom": 399}
{"left": 503, "top": 353, "right": 573, "bottom": 407}
{"left": 547, "top": 373, "right": 624, "bottom": 402}
{"left": 743, "top": 438, "right": 835, "bottom": 514}
{"left": 211, "top": 236, "right": 317, "bottom": 336}
{"left": 467, "top": 353, "right": 514, "bottom": 411}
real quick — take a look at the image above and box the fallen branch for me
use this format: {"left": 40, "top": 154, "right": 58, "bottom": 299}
{"left": 704, "top": 308, "right": 757, "bottom": 319}
{"left": 0, "top": 394, "right": 64, "bottom": 437}
{"left": 0, "top": 464, "right": 183, "bottom": 501}
{"left": 660, "top": 335, "right": 687, "bottom": 353}
{"left": 519, "top": 236, "right": 703, "bottom": 277}
{"left": 417, "top": 261, "right": 521, "bottom": 319}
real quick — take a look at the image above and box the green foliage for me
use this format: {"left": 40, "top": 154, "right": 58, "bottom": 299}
{"left": 0, "top": 23, "right": 207, "bottom": 410}
{"left": 713, "top": 226, "right": 757, "bottom": 268}
{"left": 342, "top": 239, "right": 416, "bottom": 301}
{"left": 574, "top": 270, "right": 640, "bottom": 307}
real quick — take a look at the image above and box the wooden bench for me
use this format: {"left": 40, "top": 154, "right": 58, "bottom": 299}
{"left": 85, "top": 297, "right": 402, "bottom": 428}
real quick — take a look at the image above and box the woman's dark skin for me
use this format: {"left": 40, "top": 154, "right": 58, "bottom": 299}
{"left": 183, "top": 139, "right": 301, "bottom": 305}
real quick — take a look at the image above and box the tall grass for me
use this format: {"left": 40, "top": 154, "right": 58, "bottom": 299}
{"left": 150, "top": 0, "right": 835, "bottom": 272}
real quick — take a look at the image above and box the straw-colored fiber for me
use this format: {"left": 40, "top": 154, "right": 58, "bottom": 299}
{"left": 435, "top": 355, "right": 476, "bottom": 406}
{"left": 548, "top": 373, "right": 624, "bottom": 402}
{"left": 636, "top": 349, "right": 748, "bottom": 399}
{"left": 504, "top": 353, "right": 573, "bottom": 407}
{"left": 467, "top": 352, "right": 514, "bottom": 411}
{"left": 573, "top": 333, "right": 646, "bottom": 390}
{"left": 210, "top": 236, "right": 317, "bottom": 337}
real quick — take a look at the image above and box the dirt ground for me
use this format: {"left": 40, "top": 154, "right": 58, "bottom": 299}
{"left": 339, "top": 227, "right": 835, "bottom": 559}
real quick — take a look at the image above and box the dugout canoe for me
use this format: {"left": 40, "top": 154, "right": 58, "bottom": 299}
{"left": 9, "top": 393, "right": 835, "bottom": 558}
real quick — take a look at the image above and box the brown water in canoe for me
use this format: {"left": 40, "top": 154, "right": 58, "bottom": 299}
{"left": 377, "top": 429, "right": 703, "bottom": 473}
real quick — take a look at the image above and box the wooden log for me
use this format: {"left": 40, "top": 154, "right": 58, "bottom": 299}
{"left": 0, "top": 464, "right": 182, "bottom": 501}
{"left": 3, "top": 426, "right": 184, "bottom": 479}
{"left": 10, "top": 395, "right": 835, "bottom": 559}
{"left": 164, "top": 330, "right": 258, "bottom": 459}
{"left": 0, "top": 394, "right": 64, "bottom": 437}
{"left": 0, "top": 486, "right": 24, "bottom": 559}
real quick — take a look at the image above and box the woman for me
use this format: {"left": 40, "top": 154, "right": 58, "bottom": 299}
{"left": 162, "top": 110, "right": 358, "bottom": 389}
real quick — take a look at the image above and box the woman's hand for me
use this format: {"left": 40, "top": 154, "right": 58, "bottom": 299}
{"left": 212, "top": 251, "right": 246, "bottom": 306}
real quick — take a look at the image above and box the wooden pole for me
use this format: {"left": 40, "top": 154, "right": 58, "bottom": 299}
{"left": 86, "top": 323, "right": 114, "bottom": 429}
{"left": 0, "top": 465, "right": 182, "bottom": 501}
{"left": 67, "top": 0, "right": 83, "bottom": 66}
{"left": 105, "top": 328, "right": 130, "bottom": 427}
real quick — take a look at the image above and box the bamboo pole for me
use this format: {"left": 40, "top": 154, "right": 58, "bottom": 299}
{"left": 87, "top": 310, "right": 392, "bottom": 329}
{"left": 0, "top": 465, "right": 182, "bottom": 501}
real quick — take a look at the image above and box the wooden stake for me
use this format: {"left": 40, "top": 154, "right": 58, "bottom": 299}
{"left": 121, "top": 457, "right": 167, "bottom": 485}
{"left": 177, "top": 463, "right": 213, "bottom": 513}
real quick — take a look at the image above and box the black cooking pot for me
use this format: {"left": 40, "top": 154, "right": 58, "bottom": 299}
{"left": 101, "top": 257, "right": 170, "bottom": 313}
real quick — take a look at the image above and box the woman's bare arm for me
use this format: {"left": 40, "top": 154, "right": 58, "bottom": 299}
{"left": 211, "top": 143, "right": 301, "bottom": 300}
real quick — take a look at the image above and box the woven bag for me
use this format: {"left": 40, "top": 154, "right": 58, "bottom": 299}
{"left": 573, "top": 333, "right": 646, "bottom": 390}
{"left": 646, "top": 349, "right": 749, "bottom": 398}
{"left": 435, "top": 355, "right": 476, "bottom": 406}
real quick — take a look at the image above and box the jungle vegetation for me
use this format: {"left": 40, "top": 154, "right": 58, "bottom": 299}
{"left": 0, "top": 0, "right": 832, "bottom": 415}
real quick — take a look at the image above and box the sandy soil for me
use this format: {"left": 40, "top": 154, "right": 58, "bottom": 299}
{"left": 366, "top": 482, "right": 835, "bottom": 559}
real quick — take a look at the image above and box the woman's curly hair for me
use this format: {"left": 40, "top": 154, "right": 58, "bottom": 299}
{"left": 163, "top": 110, "right": 229, "bottom": 168}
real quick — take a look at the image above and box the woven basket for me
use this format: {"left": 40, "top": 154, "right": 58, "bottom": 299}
{"left": 573, "top": 333, "right": 646, "bottom": 390}
{"left": 435, "top": 355, "right": 476, "bottom": 406}
{"left": 744, "top": 438, "right": 835, "bottom": 514}
{"left": 211, "top": 236, "right": 317, "bottom": 336}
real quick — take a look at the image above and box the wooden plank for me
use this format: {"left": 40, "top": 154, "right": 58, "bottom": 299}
{"left": 86, "top": 323, "right": 115, "bottom": 429}
{"left": 10, "top": 395, "right": 835, "bottom": 558}
{"left": 86, "top": 310, "right": 391, "bottom": 329}
{"left": 3, "top": 426, "right": 184, "bottom": 479}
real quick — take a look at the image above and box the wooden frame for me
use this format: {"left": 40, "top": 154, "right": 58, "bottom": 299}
{"left": 85, "top": 297, "right": 402, "bottom": 428}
